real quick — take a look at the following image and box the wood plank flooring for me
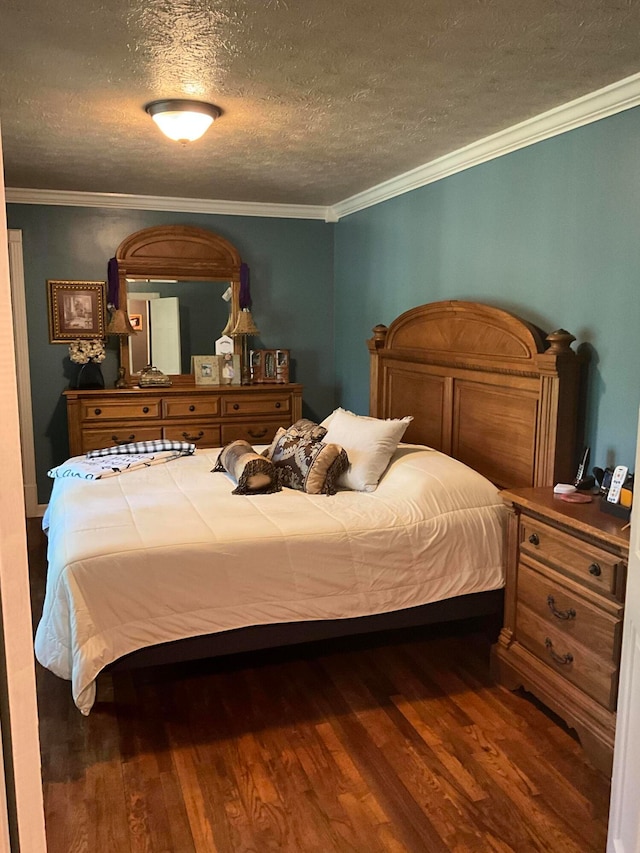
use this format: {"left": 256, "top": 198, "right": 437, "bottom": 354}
{"left": 30, "top": 522, "right": 610, "bottom": 852}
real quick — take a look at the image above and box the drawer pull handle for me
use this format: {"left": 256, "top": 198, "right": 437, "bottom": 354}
{"left": 544, "top": 638, "right": 573, "bottom": 666}
{"left": 233, "top": 404, "right": 240, "bottom": 410}
{"left": 189, "top": 405, "right": 196, "bottom": 412}
{"left": 142, "top": 406, "right": 150, "bottom": 414}
{"left": 112, "top": 434, "right": 135, "bottom": 445}
{"left": 546, "top": 595, "right": 576, "bottom": 621}
{"left": 528, "top": 533, "right": 540, "bottom": 546}
{"left": 182, "top": 430, "right": 204, "bottom": 441}
{"left": 94, "top": 408, "right": 102, "bottom": 416}
{"left": 589, "top": 563, "right": 602, "bottom": 577}
{"left": 275, "top": 402, "right": 281, "bottom": 409}
{"left": 248, "top": 428, "right": 268, "bottom": 439}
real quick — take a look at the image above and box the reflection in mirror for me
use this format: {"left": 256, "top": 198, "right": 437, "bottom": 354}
{"left": 127, "top": 280, "right": 232, "bottom": 375}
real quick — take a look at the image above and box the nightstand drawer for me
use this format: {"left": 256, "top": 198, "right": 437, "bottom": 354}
{"left": 516, "top": 603, "right": 618, "bottom": 709}
{"left": 163, "top": 397, "right": 220, "bottom": 418}
{"left": 80, "top": 427, "right": 163, "bottom": 452}
{"left": 81, "top": 399, "right": 161, "bottom": 421}
{"left": 520, "top": 517, "right": 621, "bottom": 595}
{"left": 517, "top": 563, "right": 621, "bottom": 663}
{"left": 163, "top": 425, "right": 221, "bottom": 447}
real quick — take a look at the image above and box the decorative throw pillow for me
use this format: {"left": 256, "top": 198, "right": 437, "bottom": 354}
{"left": 321, "top": 408, "right": 413, "bottom": 492}
{"left": 263, "top": 418, "right": 327, "bottom": 460}
{"left": 213, "top": 440, "right": 281, "bottom": 495}
{"left": 268, "top": 429, "right": 349, "bottom": 495}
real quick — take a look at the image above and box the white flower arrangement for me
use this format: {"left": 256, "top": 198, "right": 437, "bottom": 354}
{"left": 68, "top": 338, "right": 106, "bottom": 364}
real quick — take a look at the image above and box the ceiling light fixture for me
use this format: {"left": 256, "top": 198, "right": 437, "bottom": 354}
{"left": 145, "top": 99, "right": 221, "bottom": 143}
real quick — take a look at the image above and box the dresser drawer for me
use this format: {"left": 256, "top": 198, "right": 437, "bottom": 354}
{"left": 163, "top": 425, "right": 221, "bottom": 447}
{"left": 221, "top": 394, "right": 291, "bottom": 418}
{"left": 81, "top": 399, "right": 161, "bottom": 422}
{"left": 520, "top": 517, "right": 622, "bottom": 596}
{"left": 516, "top": 603, "right": 618, "bottom": 709}
{"left": 517, "top": 562, "right": 621, "bottom": 663}
{"left": 80, "top": 427, "right": 163, "bottom": 453}
{"left": 162, "top": 397, "right": 220, "bottom": 418}
{"left": 221, "top": 421, "right": 281, "bottom": 445}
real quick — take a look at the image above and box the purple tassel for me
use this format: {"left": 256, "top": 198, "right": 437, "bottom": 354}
{"left": 107, "top": 257, "right": 120, "bottom": 308}
{"left": 239, "top": 263, "right": 251, "bottom": 310}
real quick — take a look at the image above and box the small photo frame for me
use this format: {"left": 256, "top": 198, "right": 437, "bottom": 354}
{"left": 191, "top": 355, "right": 220, "bottom": 385}
{"left": 220, "top": 352, "right": 241, "bottom": 385}
{"left": 129, "top": 313, "right": 143, "bottom": 331}
{"left": 47, "top": 280, "right": 107, "bottom": 343}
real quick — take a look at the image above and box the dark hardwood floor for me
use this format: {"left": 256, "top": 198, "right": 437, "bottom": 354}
{"left": 30, "top": 520, "right": 610, "bottom": 852}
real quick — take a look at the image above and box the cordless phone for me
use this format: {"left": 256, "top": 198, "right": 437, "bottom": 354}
{"left": 607, "top": 465, "right": 628, "bottom": 504}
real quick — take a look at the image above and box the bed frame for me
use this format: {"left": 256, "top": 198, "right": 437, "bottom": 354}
{"left": 109, "top": 301, "right": 582, "bottom": 672}
{"left": 369, "top": 300, "right": 580, "bottom": 488}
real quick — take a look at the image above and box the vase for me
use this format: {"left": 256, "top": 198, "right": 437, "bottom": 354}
{"left": 76, "top": 360, "right": 105, "bottom": 390}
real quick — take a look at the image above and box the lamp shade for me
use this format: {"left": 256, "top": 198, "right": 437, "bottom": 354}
{"left": 145, "top": 99, "right": 221, "bottom": 143}
{"left": 220, "top": 314, "right": 234, "bottom": 337}
{"left": 106, "top": 308, "right": 137, "bottom": 336}
{"left": 231, "top": 308, "right": 260, "bottom": 336}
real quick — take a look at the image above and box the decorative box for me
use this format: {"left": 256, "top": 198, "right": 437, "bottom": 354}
{"left": 250, "top": 349, "right": 290, "bottom": 384}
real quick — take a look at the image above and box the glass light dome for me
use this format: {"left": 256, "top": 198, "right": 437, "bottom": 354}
{"left": 145, "top": 99, "right": 221, "bottom": 143}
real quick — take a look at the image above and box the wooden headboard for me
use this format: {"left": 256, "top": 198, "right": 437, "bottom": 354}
{"left": 368, "top": 301, "right": 581, "bottom": 488}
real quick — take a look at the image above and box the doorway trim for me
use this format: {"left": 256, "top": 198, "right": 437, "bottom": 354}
{"left": 8, "top": 230, "right": 41, "bottom": 518}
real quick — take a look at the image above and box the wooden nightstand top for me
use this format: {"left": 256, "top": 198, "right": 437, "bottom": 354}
{"left": 500, "top": 486, "right": 630, "bottom": 554}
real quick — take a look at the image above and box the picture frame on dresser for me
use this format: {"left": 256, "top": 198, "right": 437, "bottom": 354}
{"left": 191, "top": 355, "right": 220, "bottom": 385}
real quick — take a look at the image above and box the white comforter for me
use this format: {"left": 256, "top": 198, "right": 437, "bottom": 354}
{"left": 35, "top": 444, "right": 506, "bottom": 713}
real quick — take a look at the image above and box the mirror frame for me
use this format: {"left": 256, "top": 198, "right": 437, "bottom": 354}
{"left": 115, "top": 225, "right": 242, "bottom": 385}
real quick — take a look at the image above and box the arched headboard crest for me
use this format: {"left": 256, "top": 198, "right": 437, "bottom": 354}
{"left": 368, "top": 300, "right": 581, "bottom": 488}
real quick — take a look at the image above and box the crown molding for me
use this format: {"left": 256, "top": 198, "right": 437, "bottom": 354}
{"left": 332, "top": 70, "right": 640, "bottom": 219}
{"left": 7, "top": 71, "right": 640, "bottom": 223}
{"left": 5, "top": 187, "right": 336, "bottom": 222}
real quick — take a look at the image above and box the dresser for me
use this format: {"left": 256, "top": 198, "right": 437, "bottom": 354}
{"left": 490, "top": 487, "right": 629, "bottom": 775}
{"left": 64, "top": 384, "right": 303, "bottom": 456}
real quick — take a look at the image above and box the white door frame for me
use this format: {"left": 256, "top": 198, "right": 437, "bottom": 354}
{"left": 607, "top": 407, "right": 640, "bottom": 853}
{"left": 0, "top": 131, "right": 48, "bottom": 850}
{"left": 7, "top": 229, "right": 41, "bottom": 517}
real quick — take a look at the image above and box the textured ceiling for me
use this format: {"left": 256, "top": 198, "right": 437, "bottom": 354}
{"left": 2, "top": 0, "right": 640, "bottom": 206}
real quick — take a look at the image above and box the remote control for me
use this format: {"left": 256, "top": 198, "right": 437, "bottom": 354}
{"left": 607, "top": 465, "right": 628, "bottom": 504}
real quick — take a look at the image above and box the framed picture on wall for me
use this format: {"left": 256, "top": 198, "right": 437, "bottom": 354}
{"left": 191, "top": 355, "right": 221, "bottom": 385}
{"left": 47, "top": 280, "right": 107, "bottom": 343}
{"left": 129, "top": 313, "right": 143, "bottom": 331}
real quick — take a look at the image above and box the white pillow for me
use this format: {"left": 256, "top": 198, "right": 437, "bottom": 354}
{"left": 321, "top": 408, "right": 413, "bottom": 491}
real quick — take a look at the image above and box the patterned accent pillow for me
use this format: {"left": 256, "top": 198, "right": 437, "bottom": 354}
{"left": 263, "top": 418, "right": 327, "bottom": 460}
{"left": 269, "top": 430, "right": 349, "bottom": 495}
{"left": 213, "top": 440, "right": 281, "bottom": 495}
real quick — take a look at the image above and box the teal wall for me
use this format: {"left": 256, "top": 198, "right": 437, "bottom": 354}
{"left": 334, "top": 106, "right": 640, "bottom": 473}
{"left": 9, "top": 105, "right": 640, "bottom": 503}
{"left": 6, "top": 206, "right": 335, "bottom": 502}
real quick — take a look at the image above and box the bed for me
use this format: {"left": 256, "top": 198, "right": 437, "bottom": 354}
{"left": 35, "top": 300, "right": 582, "bottom": 713}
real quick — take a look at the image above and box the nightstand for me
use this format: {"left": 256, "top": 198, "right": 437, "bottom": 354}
{"left": 491, "top": 487, "right": 630, "bottom": 775}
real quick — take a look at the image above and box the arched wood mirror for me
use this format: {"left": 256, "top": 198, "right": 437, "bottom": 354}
{"left": 115, "top": 225, "right": 242, "bottom": 384}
